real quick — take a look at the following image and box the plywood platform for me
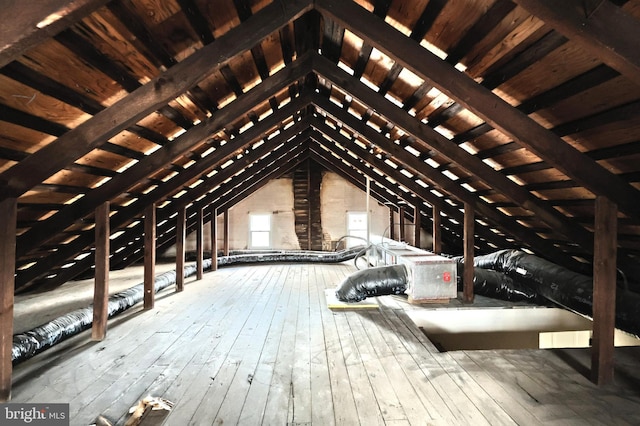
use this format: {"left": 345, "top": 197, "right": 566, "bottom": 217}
{"left": 10, "top": 262, "right": 640, "bottom": 425}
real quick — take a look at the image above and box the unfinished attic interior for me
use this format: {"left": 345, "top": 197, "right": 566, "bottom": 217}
{"left": 2, "top": 0, "right": 640, "bottom": 423}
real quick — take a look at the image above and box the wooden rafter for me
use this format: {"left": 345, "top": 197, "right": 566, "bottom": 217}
{"left": 315, "top": 0, "right": 640, "bottom": 221}
{"left": 311, "top": 52, "right": 595, "bottom": 254}
{"left": 0, "top": 0, "right": 314, "bottom": 201}
{"left": 0, "top": 0, "right": 110, "bottom": 69}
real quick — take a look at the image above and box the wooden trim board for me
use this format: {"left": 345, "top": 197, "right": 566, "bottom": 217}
{"left": 325, "top": 289, "right": 379, "bottom": 310}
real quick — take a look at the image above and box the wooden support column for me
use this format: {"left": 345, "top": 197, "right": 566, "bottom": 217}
{"left": 414, "top": 205, "right": 421, "bottom": 248}
{"left": 176, "top": 207, "right": 186, "bottom": 292}
{"left": 223, "top": 209, "right": 230, "bottom": 256}
{"left": 92, "top": 201, "right": 110, "bottom": 341}
{"left": 210, "top": 206, "right": 218, "bottom": 271}
{"left": 463, "top": 202, "right": 475, "bottom": 304}
{"left": 196, "top": 207, "right": 204, "bottom": 280}
{"left": 143, "top": 204, "right": 156, "bottom": 310}
{"left": 399, "top": 206, "right": 406, "bottom": 242}
{"left": 432, "top": 205, "right": 442, "bottom": 254}
{"left": 0, "top": 198, "right": 17, "bottom": 402}
{"left": 389, "top": 207, "right": 396, "bottom": 240}
{"left": 591, "top": 196, "right": 618, "bottom": 385}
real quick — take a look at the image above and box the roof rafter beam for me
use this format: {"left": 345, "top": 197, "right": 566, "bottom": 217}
{"left": 0, "top": 0, "right": 110, "bottom": 69}
{"left": 0, "top": 0, "right": 314, "bottom": 201}
{"left": 15, "top": 56, "right": 313, "bottom": 257}
{"left": 307, "top": 132, "right": 510, "bottom": 253}
{"left": 308, "top": 103, "right": 583, "bottom": 268}
{"left": 315, "top": 0, "right": 640, "bottom": 220}
{"left": 311, "top": 52, "right": 595, "bottom": 253}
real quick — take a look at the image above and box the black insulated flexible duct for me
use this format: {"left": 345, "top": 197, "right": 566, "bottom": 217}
{"left": 335, "top": 264, "right": 409, "bottom": 302}
{"left": 467, "top": 249, "right": 640, "bottom": 338}
{"left": 460, "top": 266, "right": 544, "bottom": 304}
{"left": 12, "top": 260, "right": 212, "bottom": 364}
{"left": 12, "top": 247, "right": 365, "bottom": 364}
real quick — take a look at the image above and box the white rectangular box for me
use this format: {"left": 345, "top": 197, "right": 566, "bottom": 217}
{"left": 379, "top": 244, "right": 457, "bottom": 302}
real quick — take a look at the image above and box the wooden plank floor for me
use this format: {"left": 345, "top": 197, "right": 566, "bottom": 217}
{"left": 10, "top": 262, "right": 640, "bottom": 425}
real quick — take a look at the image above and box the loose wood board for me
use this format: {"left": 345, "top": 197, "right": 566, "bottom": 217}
{"left": 324, "top": 289, "right": 379, "bottom": 310}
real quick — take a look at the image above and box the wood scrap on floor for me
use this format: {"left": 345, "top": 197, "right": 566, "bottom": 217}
{"left": 125, "top": 396, "right": 174, "bottom": 426}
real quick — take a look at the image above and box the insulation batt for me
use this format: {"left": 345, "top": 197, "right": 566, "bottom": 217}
{"left": 335, "top": 264, "right": 409, "bottom": 302}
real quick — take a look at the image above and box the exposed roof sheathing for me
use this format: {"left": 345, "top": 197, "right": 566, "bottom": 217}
{"left": 0, "top": 0, "right": 639, "bottom": 292}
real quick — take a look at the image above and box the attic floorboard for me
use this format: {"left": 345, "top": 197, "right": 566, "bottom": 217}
{"left": 9, "top": 262, "right": 640, "bottom": 425}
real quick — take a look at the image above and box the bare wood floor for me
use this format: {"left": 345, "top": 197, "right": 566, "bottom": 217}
{"left": 10, "top": 262, "right": 640, "bottom": 425}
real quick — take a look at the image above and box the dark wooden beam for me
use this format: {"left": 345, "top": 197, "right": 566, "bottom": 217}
{"left": 307, "top": 140, "right": 488, "bottom": 252}
{"left": 92, "top": 201, "right": 109, "bottom": 341}
{"left": 399, "top": 206, "right": 406, "bottom": 242}
{"left": 176, "top": 207, "right": 186, "bottom": 292}
{"left": 389, "top": 207, "right": 396, "bottom": 241}
{"left": 0, "top": 0, "right": 109, "bottom": 68}
{"left": 0, "top": 0, "right": 313, "bottom": 201}
{"left": 591, "top": 196, "right": 618, "bottom": 385}
{"left": 16, "top": 118, "right": 311, "bottom": 290}
{"left": 309, "top": 97, "right": 583, "bottom": 267}
{"left": 315, "top": 0, "right": 640, "bottom": 220}
{"left": 513, "top": 0, "right": 640, "bottom": 87}
{"left": 144, "top": 204, "right": 156, "bottom": 310}
{"left": 321, "top": 18, "right": 344, "bottom": 63}
{"left": 409, "top": 0, "right": 447, "bottom": 42}
{"left": 211, "top": 206, "right": 218, "bottom": 271}
{"left": 0, "top": 198, "right": 17, "bottom": 401}
{"left": 223, "top": 210, "right": 230, "bottom": 256}
{"left": 463, "top": 202, "right": 475, "bottom": 304}
{"left": 196, "top": 207, "right": 204, "bottom": 280}
{"left": 414, "top": 205, "right": 421, "bottom": 248}
{"left": 16, "top": 64, "right": 312, "bottom": 257}
{"left": 432, "top": 205, "right": 441, "bottom": 254}
{"left": 311, "top": 53, "right": 595, "bottom": 254}
{"left": 444, "top": 0, "right": 516, "bottom": 66}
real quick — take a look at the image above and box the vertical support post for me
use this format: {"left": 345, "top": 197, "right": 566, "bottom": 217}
{"left": 176, "top": 207, "right": 186, "bottom": 292}
{"left": 591, "top": 196, "right": 618, "bottom": 385}
{"left": 414, "top": 205, "right": 421, "bottom": 248}
{"left": 223, "top": 209, "right": 230, "bottom": 256}
{"left": 196, "top": 207, "right": 204, "bottom": 280}
{"left": 399, "top": 205, "right": 406, "bottom": 242}
{"left": 0, "top": 198, "right": 17, "bottom": 402}
{"left": 463, "top": 202, "right": 475, "bottom": 304}
{"left": 144, "top": 203, "right": 156, "bottom": 310}
{"left": 366, "top": 177, "right": 371, "bottom": 265}
{"left": 432, "top": 205, "right": 442, "bottom": 254}
{"left": 92, "top": 201, "right": 110, "bottom": 340}
{"left": 210, "top": 206, "right": 218, "bottom": 271}
{"left": 307, "top": 163, "right": 312, "bottom": 250}
{"left": 389, "top": 207, "right": 395, "bottom": 240}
